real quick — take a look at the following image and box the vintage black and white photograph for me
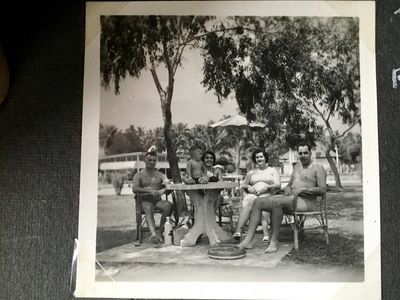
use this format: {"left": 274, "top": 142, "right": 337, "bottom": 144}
{"left": 76, "top": 2, "right": 379, "bottom": 299}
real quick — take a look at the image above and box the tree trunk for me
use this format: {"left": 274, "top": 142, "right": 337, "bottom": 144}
{"left": 162, "top": 99, "right": 188, "bottom": 215}
{"left": 325, "top": 149, "right": 342, "bottom": 189}
{"left": 163, "top": 127, "right": 181, "bottom": 181}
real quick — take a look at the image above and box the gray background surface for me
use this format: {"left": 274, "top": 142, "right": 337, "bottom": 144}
{"left": 0, "top": 1, "right": 398, "bottom": 299}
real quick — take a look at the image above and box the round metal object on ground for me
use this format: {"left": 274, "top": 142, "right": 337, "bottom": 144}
{"left": 208, "top": 244, "right": 246, "bottom": 260}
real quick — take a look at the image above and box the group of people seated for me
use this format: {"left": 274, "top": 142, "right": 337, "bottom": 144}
{"left": 131, "top": 142, "right": 327, "bottom": 252}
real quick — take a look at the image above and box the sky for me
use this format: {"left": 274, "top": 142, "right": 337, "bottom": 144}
{"left": 100, "top": 48, "right": 360, "bottom": 135}
{"left": 100, "top": 49, "right": 239, "bottom": 131}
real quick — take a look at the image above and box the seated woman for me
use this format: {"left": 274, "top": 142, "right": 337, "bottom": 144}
{"left": 233, "top": 148, "right": 281, "bottom": 242}
{"left": 201, "top": 150, "right": 227, "bottom": 212}
{"left": 202, "top": 150, "right": 223, "bottom": 182}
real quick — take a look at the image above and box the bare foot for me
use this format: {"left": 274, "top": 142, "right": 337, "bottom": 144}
{"left": 265, "top": 242, "right": 278, "bottom": 253}
{"left": 238, "top": 241, "right": 253, "bottom": 249}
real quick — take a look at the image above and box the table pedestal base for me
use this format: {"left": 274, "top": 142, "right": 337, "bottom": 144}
{"left": 181, "top": 190, "right": 232, "bottom": 247}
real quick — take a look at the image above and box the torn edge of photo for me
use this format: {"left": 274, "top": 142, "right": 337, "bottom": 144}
{"left": 75, "top": 1, "right": 379, "bottom": 299}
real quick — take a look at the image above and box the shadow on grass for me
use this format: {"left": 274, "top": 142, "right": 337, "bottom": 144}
{"left": 281, "top": 233, "right": 364, "bottom": 268}
{"left": 97, "top": 228, "right": 138, "bottom": 253}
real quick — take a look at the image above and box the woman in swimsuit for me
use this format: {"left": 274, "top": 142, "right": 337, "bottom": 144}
{"left": 233, "top": 148, "right": 281, "bottom": 242}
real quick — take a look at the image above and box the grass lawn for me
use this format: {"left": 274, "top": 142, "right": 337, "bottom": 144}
{"left": 280, "top": 185, "right": 363, "bottom": 269}
{"left": 96, "top": 184, "right": 364, "bottom": 271}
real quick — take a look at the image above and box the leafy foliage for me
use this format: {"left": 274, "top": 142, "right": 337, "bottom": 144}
{"left": 202, "top": 17, "right": 359, "bottom": 139}
{"left": 101, "top": 15, "right": 215, "bottom": 190}
{"left": 100, "top": 15, "right": 360, "bottom": 188}
{"left": 337, "top": 132, "right": 362, "bottom": 165}
{"left": 101, "top": 15, "right": 213, "bottom": 94}
{"left": 201, "top": 16, "right": 360, "bottom": 187}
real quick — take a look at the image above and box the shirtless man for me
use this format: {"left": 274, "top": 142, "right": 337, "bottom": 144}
{"left": 132, "top": 151, "right": 173, "bottom": 243}
{"left": 238, "top": 143, "right": 327, "bottom": 252}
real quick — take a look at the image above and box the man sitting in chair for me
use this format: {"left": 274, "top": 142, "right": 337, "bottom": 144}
{"left": 132, "top": 151, "right": 173, "bottom": 244}
{"left": 238, "top": 142, "right": 327, "bottom": 252}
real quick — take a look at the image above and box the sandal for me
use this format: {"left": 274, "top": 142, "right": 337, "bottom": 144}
{"left": 262, "top": 236, "right": 269, "bottom": 243}
{"left": 233, "top": 232, "right": 242, "bottom": 240}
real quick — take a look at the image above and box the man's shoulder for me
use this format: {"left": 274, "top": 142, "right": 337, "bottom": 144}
{"left": 292, "top": 162, "right": 301, "bottom": 170}
{"left": 311, "top": 162, "right": 325, "bottom": 171}
{"left": 134, "top": 169, "right": 165, "bottom": 179}
{"left": 132, "top": 170, "right": 143, "bottom": 181}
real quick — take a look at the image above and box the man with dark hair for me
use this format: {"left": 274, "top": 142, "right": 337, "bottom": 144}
{"left": 238, "top": 142, "right": 327, "bottom": 252}
{"left": 132, "top": 151, "right": 173, "bottom": 243}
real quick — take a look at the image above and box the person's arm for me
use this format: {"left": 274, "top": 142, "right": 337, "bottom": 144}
{"left": 293, "top": 165, "right": 327, "bottom": 197}
{"left": 161, "top": 173, "right": 171, "bottom": 186}
{"left": 132, "top": 173, "right": 164, "bottom": 199}
{"left": 214, "top": 167, "right": 222, "bottom": 181}
{"left": 184, "top": 161, "right": 195, "bottom": 184}
{"left": 157, "top": 173, "right": 171, "bottom": 197}
{"left": 255, "top": 168, "right": 282, "bottom": 195}
{"left": 284, "top": 171, "right": 295, "bottom": 196}
{"left": 300, "top": 165, "right": 327, "bottom": 196}
{"left": 198, "top": 163, "right": 209, "bottom": 184}
{"left": 242, "top": 172, "right": 254, "bottom": 193}
{"left": 267, "top": 167, "right": 281, "bottom": 189}
{"left": 131, "top": 173, "right": 152, "bottom": 194}
{"left": 201, "top": 163, "right": 206, "bottom": 176}
{"left": 186, "top": 161, "right": 192, "bottom": 178}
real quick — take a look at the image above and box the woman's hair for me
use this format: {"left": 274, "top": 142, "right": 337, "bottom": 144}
{"left": 251, "top": 148, "right": 269, "bottom": 164}
{"left": 201, "top": 150, "right": 216, "bottom": 164}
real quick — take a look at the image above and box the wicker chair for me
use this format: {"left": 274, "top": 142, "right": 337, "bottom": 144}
{"left": 216, "top": 197, "right": 234, "bottom": 228}
{"left": 135, "top": 191, "right": 179, "bottom": 244}
{"left": 283, "top": 193, "right": 329, "bottom": 250}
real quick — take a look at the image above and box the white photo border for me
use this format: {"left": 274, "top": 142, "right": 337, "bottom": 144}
{"left": 76, "top": 1, "right": 379, "bottom": 299}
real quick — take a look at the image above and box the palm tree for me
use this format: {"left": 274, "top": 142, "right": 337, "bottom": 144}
{"left": 99, "top": 123, "right": 119, "bottom": 157}
{"left": 143, "top": 127, "right": 165, "bottom": 152}
{"left": 216, "top": 127, "right": 257, "bottom": 172}
{"left": 123, "top": 125, "right": 145, "bottom": 152}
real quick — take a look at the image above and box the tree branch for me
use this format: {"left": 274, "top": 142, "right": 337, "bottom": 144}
{"left": 177, "top": 26, "right": 259, "bottom": 47}
{"left": 326, "top": 97, "right": 336, "bottom": 123}
{"left": 162, "top": 41, "right": 175, "bottom": 107}
{"left": 311, "top": 98, "right": 327, "bottom": 125}
{"left": 162, "top": 40, "right": 173, "bottom": 76}
{"left": 150, "top": 64, "right": 165, "bottom": 99}
{"left": 172, "top": 44, "right": 187, "bottom": 76}
{"left": 337, "top": 119, "right": 360, "bottom": 138}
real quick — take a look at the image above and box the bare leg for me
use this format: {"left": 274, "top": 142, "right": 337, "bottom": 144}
{"left": 261, "top": 212, "right": 270, "bottom": 240}
{"left": 234, "top": 194, "right": 256, "bottom": 235}
{"left": 142, "top": 201, "right": 159, "bottom": 243}
{"left": 155, "top": 199, "right": 173, "bottom": 239}
{"left": 214, "top": 194, "right": 222, "bottom": 212}
{"left": 238, "top": 196, "right": 274, "bottom": 249}
{"left": 265, "top": 196, "right": 294, "bottom": 253}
